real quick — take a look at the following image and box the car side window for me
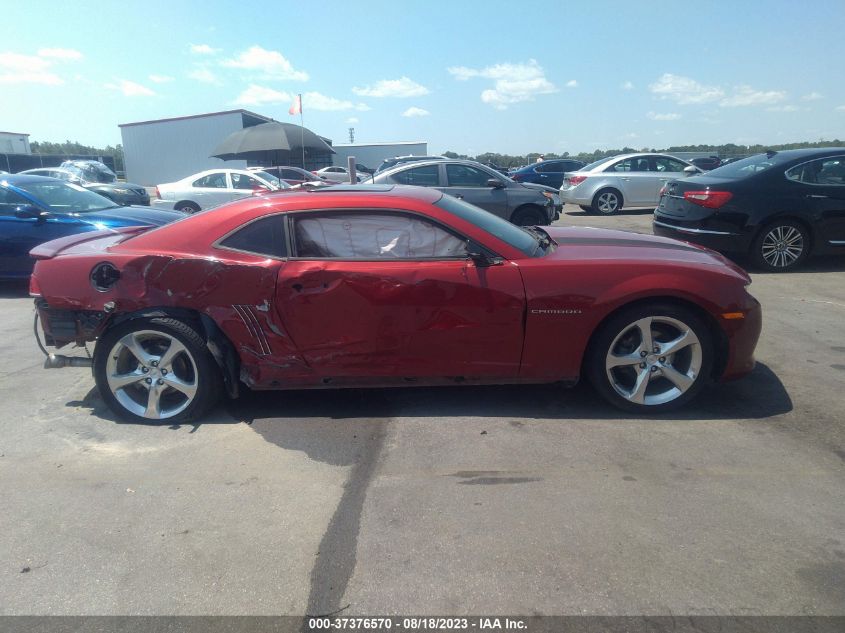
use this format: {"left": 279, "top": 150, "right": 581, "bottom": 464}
{"left": 535, "top": 162, "right": 563, "bottom": 173}
{"left": 606, "top": 159, "right": 632, "bottom": 172}
{"left": 293, "top": 211, "right": 468, "bottom": 259}
{"left": 445, "top": 164, "right": 493, "bottom": 187}
{"left": 218, "top": 216, "right": 287, "bottom": 258}
{"left": 389, "top": 165, "right": 440, "bottom": 187}
{"left": 654, "top": 157, "right": 687, "bottom": 173}
{"left": 193, "top": 173, "right": 227, "bottom": 188}
{"left": 786, "top": 157, "right": 845, "bottom": 185}
{"left": 0, "top": 187, "right": 31, "bottom": 213}
{"left": 282, "top": 169, "right": 300, "bottom": 180}
{"left": 232, "top": 173, "right": 267, "bottom": 190}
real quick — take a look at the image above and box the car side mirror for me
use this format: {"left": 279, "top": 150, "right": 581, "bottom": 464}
{"left": 467, "top": 242, "right": 504, "bottom": 267}
{"left": 487, "top": 178, "right": 505, "bottom": 189}
{"left": 15, "top": 205, "right": 49, "bottom": 221}
{"left": 683, "top": 166, "right": 698, "bottom": 176}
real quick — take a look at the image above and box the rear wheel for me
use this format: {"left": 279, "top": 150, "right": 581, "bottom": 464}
{"left": 511, "top": 205, "right": 546, "bottom": 226}
{"left": 751, "top": 220, "right": 809, "bottom": 272}
{"left": 94, "top": 317, "right": 221, "bottom": 423}
{"left": 176, "top": 201, "right": 200, "bottom": 213}
{"left": 591, "top": 188, "right": 623, "bottom": 215}
{"left": 586, "top": 303, "right": 713, "bottom": 412}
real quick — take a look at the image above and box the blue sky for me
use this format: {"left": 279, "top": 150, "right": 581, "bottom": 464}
{"left": 3, "top": 0, "right": 845, "bottom": 155}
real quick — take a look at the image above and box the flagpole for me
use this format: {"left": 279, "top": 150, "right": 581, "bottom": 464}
{"left": 299, "top": 93, "right": 305, "bottom": 170}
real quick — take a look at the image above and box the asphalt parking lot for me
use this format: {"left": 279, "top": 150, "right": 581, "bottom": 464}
{"left": 1, "top": 205, "right": 843, "bottom": 616}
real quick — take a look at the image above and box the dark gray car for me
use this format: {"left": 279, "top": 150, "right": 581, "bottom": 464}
{"left": 368, "top": 159, "right": 561, "bottom": 225}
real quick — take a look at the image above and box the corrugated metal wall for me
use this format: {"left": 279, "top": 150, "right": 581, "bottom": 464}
{"left": 120, "top": 113, "right": 247, "bottom": 185}
{"left": 331, "top": 143, "right": 428, "bottom": 171}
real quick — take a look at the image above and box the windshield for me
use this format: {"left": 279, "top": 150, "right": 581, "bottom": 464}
{"left": 707, "top": 152, "right": 791, "bottom": 178}
{"left": 16, "top": 180, "right": 119, "bottom": 212}
{"left": 253, "top": 171, "right": 290, "bottom": 189}
{"left": 435, "top": 194, "right": 540, "bottom": 257}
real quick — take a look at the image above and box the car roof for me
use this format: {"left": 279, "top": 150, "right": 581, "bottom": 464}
{"left": 376, "top": 158, "right": 495, "bottom": 177}
{"left": 0, "top": 174, "right": 65, "bottom": 185}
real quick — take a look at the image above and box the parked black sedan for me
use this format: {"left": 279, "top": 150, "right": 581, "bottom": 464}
{"left": 653, "top": 148, "right": 845, "bottom": 271}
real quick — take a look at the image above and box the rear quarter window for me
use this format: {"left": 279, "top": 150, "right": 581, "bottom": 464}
{"left": 218, "top": 216, "right": 287, "bottom": 258}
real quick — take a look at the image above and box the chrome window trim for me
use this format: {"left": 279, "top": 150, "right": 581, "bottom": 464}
{"left": 783, "top": 155, "right": 845, "bottom": 187}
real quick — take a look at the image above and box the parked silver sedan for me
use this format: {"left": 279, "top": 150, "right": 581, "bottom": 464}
{"left": 153, "top": 168, "right": 289, "bottom": 213}
{"left": 560, "top": 153, "right": 700, "bottom": 214}
{"left": 368, "top": 159, "right": 561, "bottom": 225}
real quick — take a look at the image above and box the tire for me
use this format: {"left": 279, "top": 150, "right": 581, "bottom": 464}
{"left": 591, "top": 188, "right": 623, "bottom": 215}
{"left": 511, "top": 205, "right": 546, "bottom": 226}
{"left": 751, "top": 219, "right": 809, "bottom": 272}
{"left": 94, "top": 317, "right": 221, "bottom": 423}
{"left": 586, "top": 303, "right": 714, "bottom": 413}
{"left": 579, "top": 205, "right": 592, "bottom": 212}
{"left": 175, "top": 201, "right": 201, "bottom": 214}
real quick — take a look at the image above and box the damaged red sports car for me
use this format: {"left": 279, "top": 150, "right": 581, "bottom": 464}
{"left": 29, "top": 185, "right": 762, "bottom": 422}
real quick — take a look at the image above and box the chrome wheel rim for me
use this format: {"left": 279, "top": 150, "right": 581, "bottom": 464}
{"left": 597, "top": 192, "right": 619, "bottom": 213}
{"left": 605, "top": 316, "right": 702, "bottom": 406}
{"left": 105, "top": 330, "right": 198, "bottom": 420}
{"left": 761, "top": 225, "right": 803, "bottom": 268}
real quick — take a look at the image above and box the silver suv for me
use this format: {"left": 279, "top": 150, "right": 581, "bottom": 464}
{"left": 369, "top": 159, "right": 561, "bottom": 225}
{"left": 559, "top": 153, "right": 700, "bottom": 214}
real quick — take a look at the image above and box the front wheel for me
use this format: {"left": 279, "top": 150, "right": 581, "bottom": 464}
{"left": 94, "top": 317, "right": 221, "bottom": 423}
{"left": 591, "top": 189, "right": 622, "bottom": 215}
{"left": 751, "top": 220, "right": 809, "bottom": 272}
{"left": 511, "top": 205, "right": 546, "bottom": 226}
{"left": 586, "top": 304, "right": 714, "bottom": 412}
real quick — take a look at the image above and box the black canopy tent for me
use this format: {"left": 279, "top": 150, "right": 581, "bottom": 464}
{"left": 210, "top": 121, "right": 335, "bottom": 171}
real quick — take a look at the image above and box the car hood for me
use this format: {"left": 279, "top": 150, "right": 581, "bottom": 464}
{"left": 86, "top": 181, "right": 147, "bottom": 191}
{"left": 519, "top": 182, "right": 559, "bottom": 194}
{"left": 79, "top": 205, "right": 185, "bottom": 227}
{"left": 542, "top": 226, "right": 750, "bottom": 280}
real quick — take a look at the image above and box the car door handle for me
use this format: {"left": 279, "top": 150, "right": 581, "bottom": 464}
{"left": 454, "top": 194, "right": 464, "bottom": 199}
{"left": 806, "top": 194, "right": 829, "bottom": 199}
{"left": 291, "top": 283, "right": 303, "bottom": 292}
{"left": 621, "top": 177, "right": 631, "bottom": 181}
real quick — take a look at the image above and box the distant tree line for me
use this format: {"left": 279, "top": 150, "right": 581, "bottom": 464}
{"left": 445, "top": 139, "right": 844, "bottom": 169}
{"left": 29, "top": 140, "right": 124, "bottom": 171}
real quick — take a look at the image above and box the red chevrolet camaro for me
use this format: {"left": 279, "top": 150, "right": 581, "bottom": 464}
{"left": 29, "top": 185, "right": 762, "bottom": 422}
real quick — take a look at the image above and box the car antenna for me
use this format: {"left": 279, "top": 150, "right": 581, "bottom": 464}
{"left": 765, "top": 149, "right": 777, "bottom": 158}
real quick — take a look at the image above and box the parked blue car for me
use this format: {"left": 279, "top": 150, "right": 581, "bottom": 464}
{"left": 0, "top": 174, "right": 185, "bottom": 279}
{"left": 510, "top": 159, "right": 586, "bottom": 189}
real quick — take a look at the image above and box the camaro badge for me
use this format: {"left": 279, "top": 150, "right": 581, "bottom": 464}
{"left": 531, "top": 309, "right": 582, "bottom": 315}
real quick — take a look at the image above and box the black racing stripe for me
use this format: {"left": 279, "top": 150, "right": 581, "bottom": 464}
{"left": 555, "top": 237, "right": 703, "bottom": 252}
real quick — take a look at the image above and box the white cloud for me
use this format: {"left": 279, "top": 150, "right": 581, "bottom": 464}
{"left": 649, "top": 73, "right": 724, "bottom": 104}
{"left": 149, "top": 74, "right": 174, "bottom": 83}
{"left": 188, "top": 68, "right": 220, "bottom": 84}
{"left": 189, "top": 44, "right": 219, "bottom": 55}
{"left": 304, "top": 91, "right": 369, "bottom": 111}
{"left": 448, "top": 59, "right": 556, "bottom": 109}
{"left": 352, "top": 77, "right": 429, "bottom": 98}
{"left": 801, "top": 92, "right": 823, "bottom": 101}
{"left": 105, "top": 79, "right": 155, "bottom": 97}
{"left": 647, "top": 111, "right": 681, "bottom": 121}
{"left": 234, "top": 84, "right": 291, "bottom": 106}
{"left": 37, "top": 48, "right": 83, "bottom": 60}
{"left": 836, "top": 105, "right": 845, "bottom": 112}
{"left": 222, "top": 46, "right": 308, "bottom": 81}
{"left": 346, "top": 117, "right": 359, "bottom": 124}
{"left": 402, "top": 107, "right": 430, "bottom": 117}
{"left": 720, "top": 85, "right": 786, "bottom": 107}
{"left": 565, "top": 79, "right": 578, "bottom": 88}
{"left": 650, "top": 73, "right": 787, "bottom": 108}
{"left": 0, "top": 49, "right": 82, "bottom": 85}
{"left": 767, "top": 105, "right": 801, "bottom": 112}
{"left": 621, "top": 81, "right": 634, "bottom": 90}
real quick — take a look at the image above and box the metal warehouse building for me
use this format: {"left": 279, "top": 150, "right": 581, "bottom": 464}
{"left": 332, "top": 141, "right": 428, "bottom": 172}
{"left": 119, "top": 109, "right": 334, "bottom": 186}
{"left": 0, "top": 131, "right": 31, "bottom": 155}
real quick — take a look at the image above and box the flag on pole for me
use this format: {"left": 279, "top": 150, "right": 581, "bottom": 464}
{"left": 288, "top": 94, "right": 302, "bottom": 116}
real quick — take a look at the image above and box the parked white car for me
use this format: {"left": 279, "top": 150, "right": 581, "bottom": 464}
{"left": 153, "top": 168, "right": 289, "bottom": 213}
{"left": 313, "top": 166, "right": 364, "bottom": 183}
{"left": 559, "top": 153, "right": 700, "bottom": 214}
